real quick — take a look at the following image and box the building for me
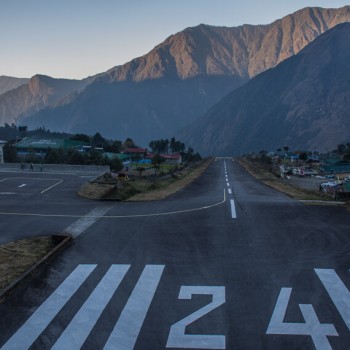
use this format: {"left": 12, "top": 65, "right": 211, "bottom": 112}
{"left": 15, "top": 137, "right": 88, "bottom": 158}
{"left": 161, "top": 153, "right": 182, "bottom": 165}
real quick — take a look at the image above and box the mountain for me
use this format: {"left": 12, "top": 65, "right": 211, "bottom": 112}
{"left": 15, "top": 6, "right": 350, "bottom": 144}
{"left": 0, "top": 76, "right": 29, "bottom": 95}
{"left": 178, "top": 23, "right": 350, "bottom": 155}
{"left": 0, "top": 75, "right": 92, "bottom": 126}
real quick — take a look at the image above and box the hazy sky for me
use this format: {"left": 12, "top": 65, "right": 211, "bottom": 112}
{"left": 1, "top": 0, "right": 349, "bottom": 79}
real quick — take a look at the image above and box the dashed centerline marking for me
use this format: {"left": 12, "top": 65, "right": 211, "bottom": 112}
{"left": 228, "top": 188, "right": 232, "bottom": 195}
{"left": 18, "top": 184, "right": 26, "bottom": 188}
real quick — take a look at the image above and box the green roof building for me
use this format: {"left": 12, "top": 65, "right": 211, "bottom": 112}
{"left": 15, "top": 137, "right": 88, "bottom": 158}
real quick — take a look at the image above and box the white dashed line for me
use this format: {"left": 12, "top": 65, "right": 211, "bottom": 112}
{"left": 228, "top": 188, "right": 232, "bottom": 195}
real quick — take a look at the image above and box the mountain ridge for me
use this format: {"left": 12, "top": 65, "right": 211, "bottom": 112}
{"left": 178, "top": 23, "right": 350, "bottom": 155}
{"left": 2, "top": 6, "right": 350, "bottom": 146}
{"left": 0, "top": 76, "right": 29, "bottom": 96}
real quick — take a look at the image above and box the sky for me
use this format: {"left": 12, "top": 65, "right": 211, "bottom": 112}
{"left": 1, "top": 0, "right": 349, "bottom": 79}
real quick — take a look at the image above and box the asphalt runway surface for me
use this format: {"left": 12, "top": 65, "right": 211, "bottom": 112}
{"left": 0, "top": 159, "right": 350, "bottom": 349}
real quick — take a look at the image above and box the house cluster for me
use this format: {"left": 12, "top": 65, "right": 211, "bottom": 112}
{"left": 106, "top": 147, "right": 183, "bottom": 166}
{"left": 253, "top": 149, "right": 350, "bottom": 198}
{"left": 12, "top": 137, "right": 183, "bottom": 167}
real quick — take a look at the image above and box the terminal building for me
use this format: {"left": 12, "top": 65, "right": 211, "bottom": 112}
{"left": 15, "top": 137, "right": 88, "bottom": 159}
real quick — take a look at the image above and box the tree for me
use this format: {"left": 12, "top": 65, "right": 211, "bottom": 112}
{"left": 337, "top": 144, "right": 346, "bottom": 154}
{"left": 149, "top": 139, "right": 169, "bottom": 153}
{"left": 18, "top": 125, "right": 28, "bottom": 138}
{"left": 70, "top": 133, "right": 91, "bottom": 144}
{"left": 109, "top": 157, "right": 123, "bottom": 172}
{"left": 299, "top": 152, "right": 308, "bottom": 161}
{"left": 123, "top": 138, "right": 136, "bottom": 149}
{"left": 3, "top": 143, "right": 17, "bottom": 163}
{"left": 92, "top": 132, "right": 106, "bottom": 148}
{"left": 152, "top": 153, "right": 165, "bottom": 166}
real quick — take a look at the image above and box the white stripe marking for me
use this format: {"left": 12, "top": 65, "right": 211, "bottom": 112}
{"left": 52, "top": 265, "right": 130, "bottom": 350}
{"left": 315, "top": 269, "right": 350, "bottom": 330}
{"left": 18, "top": 184, "right": 26, "bottom": 188}
{"left": 230, "top": 199, "right": 236, "bottom": 219}
{"left": 1, "top": 265, "right": 96, "bottom": 350}
{"left": 226, "top": 182, "right": 230, "bottom": 187}
{"left": 104, "top": 265, "right": 165, "bottom": 350}
{"left": 41, "top": 179, "right": 63, "bottom": 193}
{"left": 228, "top": 188, "right": 232, "bottom": 195}
{"left": 64, "top": 206, "right": 111, "bottom": 237}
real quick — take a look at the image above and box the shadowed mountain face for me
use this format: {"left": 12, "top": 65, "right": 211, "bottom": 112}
{"left": 6, "top": 6, "right": 350, "bottom": 145}
{"left": 0, "top": 76, "right": 29, "bottom": 95}
{"left": 178, "top": 23, "right": 350, "bottom": 155}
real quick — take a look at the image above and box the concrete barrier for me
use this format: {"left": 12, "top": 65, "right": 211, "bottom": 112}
{"left": 0, "top": 163, "right": 110, "bottom": 174}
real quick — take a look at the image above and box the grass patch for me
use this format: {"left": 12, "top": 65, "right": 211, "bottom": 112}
{"left": 127, "top": 158, "right": 213, "bottom": 201}
{"left": 79, "top": 159, "right": 213, "bottom": 201}
{"left": 0, "top": 236, "right": 56, "bottom": 291}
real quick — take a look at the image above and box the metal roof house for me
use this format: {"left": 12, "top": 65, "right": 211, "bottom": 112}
{"left": 15, "top": 137, "right": 88, "bottom": 158}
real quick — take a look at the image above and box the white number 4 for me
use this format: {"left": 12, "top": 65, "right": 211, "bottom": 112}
{"left": 266, "top": 288, "right": 338, "bottom": 350}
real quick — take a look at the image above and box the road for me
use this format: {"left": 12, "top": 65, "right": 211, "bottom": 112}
{"left": 0, "top": 159, "right": 350, "bottom": 349}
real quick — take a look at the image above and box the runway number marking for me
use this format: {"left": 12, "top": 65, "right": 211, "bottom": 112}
{"left": 266, "top": 288, "right": 338, "bottom": 350}
{"left": 2, "top": 265, "right": 225, "bottom": 350}
{"left": 267, "top": 268, "right": 350, "bottom": 349}
{"left": 166, "top": 286, "right": 226, "bottom": 349}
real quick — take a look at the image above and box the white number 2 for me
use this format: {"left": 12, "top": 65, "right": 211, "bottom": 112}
{"left": 266, "top": 288, "right": 338, "bottom": 350}
{"left": 166, "top": 286, "right": 225, "bottom": 349}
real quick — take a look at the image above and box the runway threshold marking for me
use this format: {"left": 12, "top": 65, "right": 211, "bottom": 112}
{"left": 0, "top": 190, "right": 227, "bottom": 219}
{"left": 104, "top": 265, "right": 165, "bottom": 349}
{"left": 52, "top": 265, "right": 130, "bottom": 349}
{"left": 315, "top": 269, "right": 350, "bottom": 330}
{"left": 1, "top": 264, "right": 97, "bottom": 350}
